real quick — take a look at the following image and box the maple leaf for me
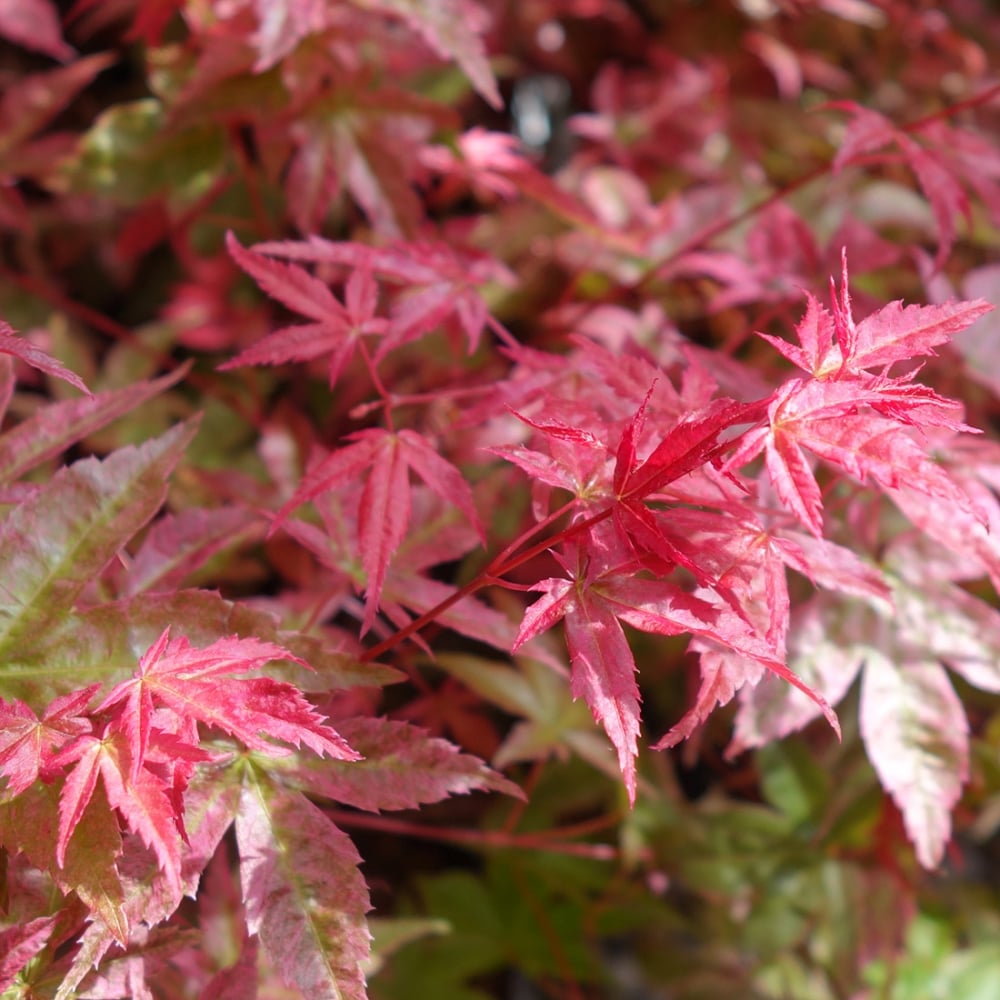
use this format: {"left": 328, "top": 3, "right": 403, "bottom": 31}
{"left": 570, "top": 58, "right": 722, "bottom": 176}
{"left": 0, "top": 322, "right": 90, "bottom": 395}
{"left": 420, "top": 127, "right": 529, "bottom": 203}
{"left": 272, "top": 428, "right": 483, "bottom": 632}
{"left": 220, "top": 233, "right": 391, "bottom": 388}
{"left": 249, "top": 235, "right": 516, "bottom": 356}
{"left": 267, "top": 80, "right": 455, "bottom": 235}
{"left": 244, "top": 0, "right": 340, "bottom": 71}
{"left": 732, "top": 567, "right": 987, "bottom": 869}
{"left": 492, "top": 405, "right": 612, "bottom": 517}
{"left": 759, "top": 252, "right": 993, "bottom": 380}
{"left": 96, "top": 628, "right": 360, "bottom": 774}
{"left": 236, "top": 776, "right": 371, "bottom": 1000}
{"left": 0, "top": 686, "right": 97, "bottom": 796}
{"left": 52, "top": 725, "right": 187, "bottom": 894}
{"left": 347, "top": 0, "right": 501, "bottom": 110}
{"left": 221, "top": 233, "right": 390, "bottom": 388}
{"left": 614, "top": 391, "right": 765, "bottom": 504}
{"left": 676, "top": 202, "right": 822, "bottom": 312}
{"left": 831, "top": 103, "right": 1000, "bottom": 266}
{"left": 0, "top": 916, "right": 59, "bottom": 993}
{"left": 511, "top": 533, "right": 814, "bottom": 803}
{"left": 726, "top": 255, "right": 991, "bottom": 536}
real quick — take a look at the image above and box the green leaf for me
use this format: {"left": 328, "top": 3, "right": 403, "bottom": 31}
{"left": 0, "top": 421, "right": 197, "bottom": 695}
{"left": 9, "top": 589, "right": 402, "bottom": 703}
{"left": 758, "top": 740, "right": 831, "bottom": 825}
{"left": 0, "top": 781, "right": 126, "bottom": 944}
{"left": 63, "top": 99, "right": 226, "bottom": 206}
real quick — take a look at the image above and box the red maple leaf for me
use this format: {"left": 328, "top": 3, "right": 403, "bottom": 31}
{"left": 831, "top": 103, "right": 1000, "bottom": 267}
{"left": 249, "top": 235, "right": 517, "bottom": 356}
{"left": 221, "top": 234, "right": 390, "bottom": 388}
{"left": 272, "top": 428, "right": 484, "bottom": 632}
{"left": 0, "top": 686, "right": 97, "bottom": 796}
{"left": 511, "top": 530, "right": 832, "bottom": 803}
{"left": 96, "top": 629, "right": 359, "bottom": 771}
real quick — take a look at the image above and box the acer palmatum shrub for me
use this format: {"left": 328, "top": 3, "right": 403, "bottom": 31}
{"left": 3, "top": 0, "right": 1000, "bottom": 997}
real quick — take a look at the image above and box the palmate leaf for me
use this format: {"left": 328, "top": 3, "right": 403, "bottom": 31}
{"left": 96, "top": 628, "right": 360, "bottom": 775}
{"left": 831, "top": 103, "right": 996, "bottom": 267}
{"left": 0, "top": 365, "right": 188, "bottom": 490}
{"left": 53, "top": 725, "right": 187, "bottom": 894}
{"left": 732, "top": 578, "right": 982, "bottom": 868}
{"left": 0, "top": 322, "right": 89, "bottom": 395}
{"left": 347, "top": 0, "right": 501, "bottom": 110}
{"left": 728, "top": 258, "right": 991, "bottom": 536}
{"left": 0, "top": 685, "right": 96, "bottom": 795}
{"left": 222, "top": 234, "right": 391, "bottom": 389}
{"left": 51, "top": 768, "right": 243, "bottom": 998}
{"left": 249, "top": 235, "right": 515, "bottom": 356}
{"left": 512, "top": 536, "right": 817, "bottom": 803}
{"left": 861, "top": 651, "right": 968, "bottom": 870}
{"left": 237, "top": 774, "right": 371, "bottom": 1000}
{"left": 286, "top": 715, "right": 523, "bottom": 811}
{"left": 7, "top": 588, "right": 400, "bottom": 708}
{"left": 0, "top": 420, "right": 197, "bottom": 675}
{"left": 0, "top": 915, "right": 58, "bottom": 992}
{"left": 757, "top": 251, "right": 993, "bottom": 379}
{"left": 278, "top": 84, "right": 453, "bottom": 236}
{"left": 36, "top": 629, "right": 361, "bottom": 901}
{"left": 274, "top": 427, "right": 483, "bottom": 633}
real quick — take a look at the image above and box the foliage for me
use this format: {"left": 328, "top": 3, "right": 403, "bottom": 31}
{"left": 2, "top": 0, "right": 1000, "bottom": 997}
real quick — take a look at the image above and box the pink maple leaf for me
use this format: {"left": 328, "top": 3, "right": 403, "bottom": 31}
{"left": 831, "top": 103, "right": 984, "bottom": 266}
{"left": 221, "top": 233, "right": 390, "bottom": 388}
{"left": 760, "top": 251, "right": 992, "bottom": 380}
{"left": 248, "top": 235, "right": 516, "bottom": 356}
{"left": 420, "top": 127, "right": 530, "bottom": 203}
{"left": 357, "top": 0, "right": 501, "bottom": 110}
{"left": 96, "top": 629, "right": 360, "bottom": 772}
{"left": 511, "top": 536, "right": 804, "bottom": 803}
{"left": 727, "top": 254, "right": 991, "bottom": 536}
{"left": 0, "top": 322, "right": 90, "bottom": 395}
{"left": 52, "top": 724, "right": 186, "bottom": 893}
{"left": 0, "top": 686, "right": 97, "bottom": 796}
{"left": 272, "top": 428, "right": 483, "bottom": 632}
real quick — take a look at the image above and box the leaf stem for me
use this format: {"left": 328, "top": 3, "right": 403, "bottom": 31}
{"left": 324, "top": 808, "right": 622, "bottom": 860}
{"left": 360, "top": 497, "right": 609, "bottom": 661}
